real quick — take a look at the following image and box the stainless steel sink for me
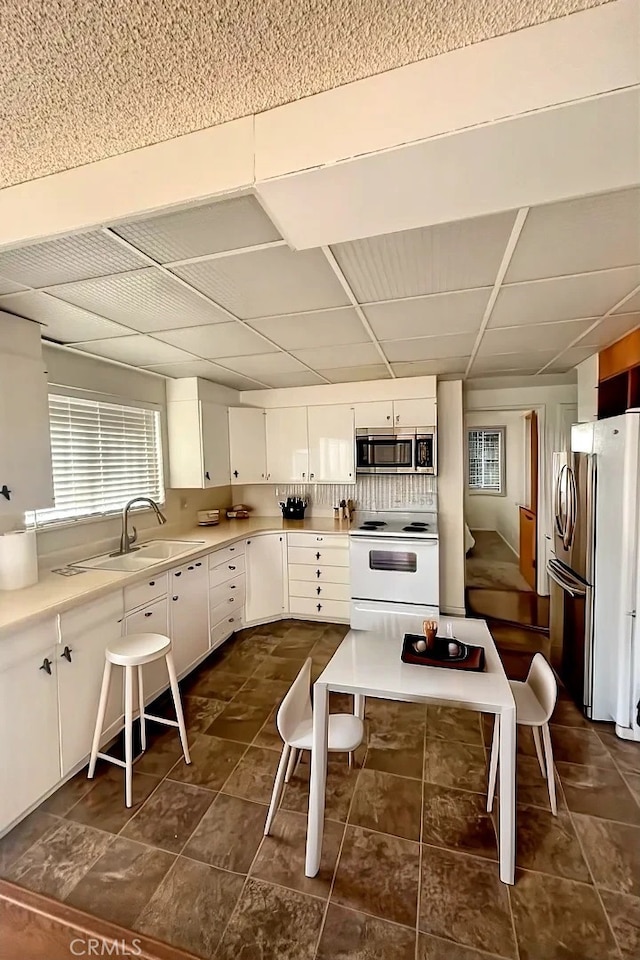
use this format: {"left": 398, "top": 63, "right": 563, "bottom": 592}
{"left": 72, "top": 539, "right": 205, "bottom": 572}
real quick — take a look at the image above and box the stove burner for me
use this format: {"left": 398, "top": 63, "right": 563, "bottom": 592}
{"left": 360, "top": 521, "right": 387, "bottom": 529}
{"left": 406, "top": 522, "right": 429, "bottom": 528}
{"left": 402, "top": 523, "right": 429, "bottom": 532}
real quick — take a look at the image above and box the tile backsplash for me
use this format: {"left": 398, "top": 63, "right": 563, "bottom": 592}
{"left": 236, "top": 475, "right": 437, "bottom": 517}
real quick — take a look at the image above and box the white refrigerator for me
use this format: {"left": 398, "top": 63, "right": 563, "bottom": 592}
{"left": 552, "top": 412, "right": 640, "bottom": 740}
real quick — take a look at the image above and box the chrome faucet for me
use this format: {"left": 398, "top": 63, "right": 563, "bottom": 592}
{"left": 118, "top": 497, "right": 167, "bottom": 555}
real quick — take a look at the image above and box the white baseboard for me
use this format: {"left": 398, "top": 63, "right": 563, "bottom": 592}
{"left": 496, "top": 529, "right": 520, "bottom": 559}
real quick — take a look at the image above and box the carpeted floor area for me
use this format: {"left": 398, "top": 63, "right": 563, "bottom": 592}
{"left": 466, "top": 530, "right": 533, "bottom": 592}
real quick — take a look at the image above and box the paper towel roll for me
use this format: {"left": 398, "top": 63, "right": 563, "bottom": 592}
{"left": 0, "top": 529, "right": 38, "bottom": 591}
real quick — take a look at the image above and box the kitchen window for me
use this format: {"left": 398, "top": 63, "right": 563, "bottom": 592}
{"left": 467, "top": 426, "right": 506, "bottom": 495}
{"left": 27, "top": 393, "right": 164, "bottom": 525}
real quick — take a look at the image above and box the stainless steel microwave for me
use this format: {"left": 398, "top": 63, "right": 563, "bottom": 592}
{"left": 355, "top": 428, "right": 436, "bottom": 475}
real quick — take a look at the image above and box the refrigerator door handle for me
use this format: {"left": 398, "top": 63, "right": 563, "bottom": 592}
{"left": 564, "top": 467, "right": 578, "bottom": 550}
{"left": 546, "top": 560, "right": 587, "bottom": 598}
{"left": 555, "top": 464, "right": 568, "bottom": 539}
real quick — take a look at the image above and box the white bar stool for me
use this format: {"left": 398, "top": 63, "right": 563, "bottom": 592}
{"left": 88, "top": 633, "right": 191, "bottom": 806}
{"left": 487, "top": 652, "right": 558, "bottom": 815}
{"left": 264, "top": 658, "right": 364, "bottom": 836}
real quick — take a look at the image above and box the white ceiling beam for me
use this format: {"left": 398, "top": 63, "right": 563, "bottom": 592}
{"left": 321, "top": 245, "right": 395, "bottom": 379}
{"left": 163, "top": 239, "right": 287, "bottom": 269}
{"left": 465, "top": 208, "right": 529, "bottom": 379}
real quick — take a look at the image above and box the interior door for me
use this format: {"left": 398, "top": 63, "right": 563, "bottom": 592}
{"left": 519, "top": 506, "right": 537, "bottom": 590}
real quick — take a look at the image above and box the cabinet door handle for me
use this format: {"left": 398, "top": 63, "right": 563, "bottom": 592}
{"left": 395, "top": 414, "right": 400, "bottom": 423}
{"left": 229, "top": 547, "right": 235, "bottom": 551}
{"left": 149, "top": 580, "right": 155, "bottom": 586}
{"left": 310, "top": 473, "right": 315, "bottom": 479}
{"left": 228, "top": 597, "right": 234, "bottom": 603}
{"left": 316, "top": 586, "right": 321, "bottom": 595}
{"left": 316, "top": 552, "right": 321, "bottom": 560}
{"left": 229, "top": 564, "right": 236, "bottom": 570}
{"left": 316, "top": 537, "right": 323, "bottom": 541}
{"left": 144, "top": 611, "right": 153, "bottom": 617}
{"left": 316, "top": 569, "right": 321, "bottom": 578}
{"left": 230, "top": 584, "right": 236, "bottom": 589}
{"left": 316, "top": 603, "right": 322, "bottom": 612}
{"left": 195, "top": 562, "right": 202, "bottom": 567}
{"left": 0, "top": 485, "right": 11, "bottom": 501}
{"left": 205, "top": 471, "right": 211, "bottom": 480}
{"left": 228, "top": 617, "right": 234, "bottom": 623}
{"left": 61, "top": 646, "right": 73, "bottom": 662}
{"left": 175, "top": 571, "right": 182, "bottom": 577}
{"left": 39, "top": 658, "right": 52, "bottom": 675}
{"left": 233, "top": 470, "right": 239, "bottom": 478}
{"left": 302, "top": 472, "right": 306, "bottom": 478}
{"left": 188, "top": 565, "right": 194, "bottom": 571}
{"left": 172, "top": 596, "right": 179, "bottom": 601}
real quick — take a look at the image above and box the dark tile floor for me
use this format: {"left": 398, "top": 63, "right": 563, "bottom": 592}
{"left": 1, "top": 619, "right": 640, "bottom": 960}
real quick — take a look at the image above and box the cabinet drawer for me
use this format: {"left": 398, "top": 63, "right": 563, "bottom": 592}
{"left": 289, "top": 580, "right": 350, "bottom": 602}
{"left": 209, "top": 543, "right": 245, "bottom": 569}
{"left": 288, "top": 563, "right": 350, "bottom": 584}
{"left": 288, "top": 546, "right": 349, "bottom": 567}
{"left": 125, "top": 596, "right": 168, "bottom": 636}
{"left": 211, "top": 595, "right": 244, "bottom": 629}
{"left": 209, "top": 554, "right": 246, "bottom": 588}
{"left": 210, "top": 574, "right": 245, "bottom": 610}
{"left": 289, "top": 597, "right": 350, "bottom": 621}
{"left": 210, "top": 617, "right": 236, "bottom": 652}
{"left": 124, "top": 573, "right": 168, "bottom": 613}
{"left": 287, "top": 532, "right": 349, "bottom": 550}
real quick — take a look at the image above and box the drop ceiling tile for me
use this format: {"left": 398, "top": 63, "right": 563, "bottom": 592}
{"left": 362, "top": 288, "right": 489, "bottom": 340}
{"left": 171, "top": 246, "right": 350, "bottom": 319}
{"left": 614, "top": 288, "right": 640, "bottom": 314}
{"left": 142, "top": 359, "right": 235, "bottom": 379}
{"left": 292, "top": 342, "right": 381, "bottom": 369}
{"left": 216, "top": 352, "right": 308, "bottom": 378}
{"left": 0, "top": 277, "right": 26, "bottom": 295}
{"left": 154, "top": 322, "right": 277, "bottom": 358}
{"left": 0, "top": 291, "right": 136, "bottom": 342}
{"left": 382, "top": 332, "right": 476, "bottom": 363}
{"left": 506, "top": 188, "right": 640, "bottom": 282}
{"left": 490, "top": 267, "right": 640, "bottom": 328}
{"left": 247, "top": 307, "right": 368, "bottom": 349}
{"left": 257, "top": 371, "right": 327, "bottom": 388}
{"left": 471, "top": 352, "right": 558, "bottom": 375}
{"left": 545, "top": 346, "right": 597, "bottom": 372}
{"left": 318, "top": 365, "right": 391, "bottom": 383}
{"left": 47, "top": 268, "right": 229, "bottom": 332}
{"left": 580, "top": 313, "right": 640, "bottom": 350}
{"left": 477, "top": 319, "right": 594, "bottom": 356}
{"left": 391, "top": 358, "right": 469, "bottom": 377}
{"left": 331, "top": 211, "right": 516, "bottom": 302}
{"left": 0, "top": 231, "right": 147, "bottom": 287}
{"left": 113, "top": 196, "right": 281, "bottom": 263}
{"left": 73, "top": 336, "right": 197, "bottom": 366}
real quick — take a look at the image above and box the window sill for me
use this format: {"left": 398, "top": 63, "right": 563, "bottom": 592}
{"left": 28, "top": 503, "right": 167, "bottom": 534}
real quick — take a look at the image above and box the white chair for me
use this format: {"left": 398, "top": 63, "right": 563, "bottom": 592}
{"left": 88, "top": 633, "right": 191, "bottom": 807}
{"left": 487, "top": 652, "right": 558, "bottom": 815}
{"left": 264, "top": 658, "right": 364, "bottom": 836}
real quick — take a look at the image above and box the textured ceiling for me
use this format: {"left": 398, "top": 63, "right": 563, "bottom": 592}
{"left": 1, "top": 188, "right": 638, "bottom": 388}
{"left": 0, "top": 0, "right": 610, "bottom": 188}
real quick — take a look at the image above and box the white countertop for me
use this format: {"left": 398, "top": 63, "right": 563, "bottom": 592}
{"left": 0, "top": 517, "right": 352, "bottom": 637}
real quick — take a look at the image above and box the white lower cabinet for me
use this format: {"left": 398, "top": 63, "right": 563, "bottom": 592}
{"left": 59, "top": 593, "right": 125, "bottom": 776}
{"left": 169, "top": 562, "right": 209, "bottom": 676}
{"left": 125, "top": 596, "right": 169, "bottom": 702}
{"left": 287, "top": 532, "right": 350, "bottom": 623}
{"left": 245, "top": 534, "right": 288, "bottom": 623}
{"left": 0, "top": 619, "right": 60, "bottom": 832}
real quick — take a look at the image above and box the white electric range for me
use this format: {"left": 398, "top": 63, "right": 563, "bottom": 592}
{"left": 349, "top": 503, "right": 440, "bottom": 632}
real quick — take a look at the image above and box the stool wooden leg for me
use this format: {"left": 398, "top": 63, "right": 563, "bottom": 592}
{"left": 124, "top": 665, "right": 133, "bottom": 808}
{"left": 88, "top": 660, "right": 112, "bottom": 779}
{"left": 166, "top": 651, "right": 191, "bottom": 765}
{"left": 137, "top": 665, "right": 146, "bottom": 753}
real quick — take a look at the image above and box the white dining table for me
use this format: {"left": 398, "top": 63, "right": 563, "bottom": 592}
{"left": 305, "top": 617, "right": 517, "bottom": 884}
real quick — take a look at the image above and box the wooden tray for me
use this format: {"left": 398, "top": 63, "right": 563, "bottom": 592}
{"left": 401, "top": 634, "right": 485, "bottom": 671}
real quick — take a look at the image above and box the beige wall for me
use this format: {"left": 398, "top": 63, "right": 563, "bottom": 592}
{"left": 464, "top": 409, "right": 527, "bottom": 555}
{"left": 436, "top": 380, "right": 465, "bottom": 615}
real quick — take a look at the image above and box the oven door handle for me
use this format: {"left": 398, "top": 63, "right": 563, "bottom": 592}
{"left": 546, "top": 560, "right": 586, "bottom": 598}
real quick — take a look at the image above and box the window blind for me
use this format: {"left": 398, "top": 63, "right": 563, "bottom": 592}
{"left": 30, "top": 394, "right": 164, "bottom": 525}
{"left": 468, "top": 428, "right": 504, "bottom": 493}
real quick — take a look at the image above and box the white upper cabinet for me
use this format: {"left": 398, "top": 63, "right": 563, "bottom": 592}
{"left": 307, "top": 405, "right": 355, "bottom": 483}
{"left": 392, "top": 397, "right": 437, "bottom": 428}
{"left": 266, "top": 407, "right": 309, "bottom": 482}
{"left": 167, "top": 391, "right": 230, "bottom": 488}
{"left": 0, "top": 315, "right": 53, "bottom": 513}
{"left": 353, "top": 401, "right": 394, "bottom": 428}
{"left": 228, "top": 407, "right": 267, "bottom": 484}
